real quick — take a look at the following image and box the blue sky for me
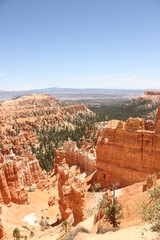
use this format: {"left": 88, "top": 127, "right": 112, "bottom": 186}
{"left": 0, "top": 0, "right": 160, "bottom": 90}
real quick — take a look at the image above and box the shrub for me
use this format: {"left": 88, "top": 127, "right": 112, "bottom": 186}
{"left": 139, "top": 184, "right": 160, "bottom": 232}
{"left": 61, "top": 220, "right": 71, "bottom": 233}
{"left": 103, "top": 198, "right": 122, "bottom": 227}
{"left": 100, "top": 191, "right": 123, "bottom": 228}
{"left": 13, "top": 227, "right": 20, "bottom": 239}
{"left": 34, "top": 114, "right": 98, "bottom": 172}
{"left": 91, "top": 182, "right": 101, "bottom": 192}
{"left": 29, "top": 231, "right": 34, "bottom": 238}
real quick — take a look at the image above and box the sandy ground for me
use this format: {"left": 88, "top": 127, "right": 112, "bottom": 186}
{"left": 2, "top": 187, "right": 60, "bottom": 239}
{"left": 74, "top": 224, "right": 158, "bottom": 240}
{"left": 31, "top": 219, "right": 158, "bottom": 240}
{"left": 2, "top": 179, "right": 160, "bottom": 240}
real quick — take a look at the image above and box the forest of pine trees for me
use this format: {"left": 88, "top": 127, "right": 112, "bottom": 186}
{"left": 32, "top": 115, "right": 97, "bottom": 172}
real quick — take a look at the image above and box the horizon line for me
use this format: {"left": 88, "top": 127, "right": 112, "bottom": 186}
{"left": 0, "top": 87, "right": 157, "bottom": 92}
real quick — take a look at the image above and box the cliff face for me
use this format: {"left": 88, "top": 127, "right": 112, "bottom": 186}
{"left": 58, "top": 162, "right": 72, "bottom": 220}
{"left": 124, "top": 90, "right": 160, "bottom": 121}
{"left": 96, "top": 112, "right": 160, "bottom": 188}
{"left": 54, "top": 140, "right": 96, "bottom": 175}
{"left": 0, "top": 152, "right": 49, "bottom": 206}
{"left": 2, "top": 160, "right": 28, "bottom": 205}
{"left": 69, "top": 181, "right": 86, "bottom": 224}
{"left": 57, "top": 161, "right": 87, "bottom": 223}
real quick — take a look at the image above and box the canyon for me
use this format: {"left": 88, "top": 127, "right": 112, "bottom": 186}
{"left": 0, "top": 94, "right": 93, "bottom": 155}
{"left": 0, "top": 92, "right": 160, "bottom": 239}
{"left": 0, "top": 94, "right": 95, "bottom": 239}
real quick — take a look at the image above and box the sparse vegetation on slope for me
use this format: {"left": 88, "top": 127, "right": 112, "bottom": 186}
{"left": 99, "top": 191, "right": 123, "bottom": 229}
{"left": 139, "top": 184, "right": 160, "bottom": 232}
{"left": 13, "top": 227, "right": 20, "bottom": 240}
{"left": 33, "top": 114, "right": 97, "bottom": 172}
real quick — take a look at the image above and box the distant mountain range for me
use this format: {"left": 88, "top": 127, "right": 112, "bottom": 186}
{"left": 0, "top": 88, "right": 144, "bottom": 101}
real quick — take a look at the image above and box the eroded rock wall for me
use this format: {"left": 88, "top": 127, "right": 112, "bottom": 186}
{"left": 57, "top": 161, "right": 86, "bottom": 223}
{"left": 0, "top": 206, "right": 4, "bottom": 239}
{"left": 55, "top": 140, "right": 96, "bottom": 175}
{"left": 0, "top": 153, "right": 49, "bottom": 206}
{"left": 3, "top": 161, "right": 28, "bottom": 204}
{"left": 69, "top": 181, "right": 86, "bottom": 224}
{"left": 57, "top": 162, "right": 72, "bottom": 220}
{"left": 96, "top": 115, "right": 160, "bottom": 188}
{"left": 0, "top": 94, "right": 94, "bottom": 156}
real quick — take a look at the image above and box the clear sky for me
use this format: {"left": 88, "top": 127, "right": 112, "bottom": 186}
{"left": 0, "top": 0, "right": 160, "bottom": 90}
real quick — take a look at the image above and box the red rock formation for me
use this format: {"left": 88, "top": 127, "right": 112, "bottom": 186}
{"left": 0, "top": 154, "right": 4, "bottom": 164}
{"left": 4, "top": 161, "right": 24, "bottom": 203}
{"left": 0, "top": 160, "right": 28, "bottom": 205}
{"left": 155, "top": 107, "right": 160, "bottom": 133}
{"left": 65, "top": 104, "right": 88, "bottom": 115}
{"left": 0, "top": 94, "right": 93, "bottom": 156}
{"left": 57, "top": 161, "right": 87, "bottom": 223}
{"left": 0, "top": 206, "right": 4, "bottom": 239}
{"left": 0, "top": 219, "right": 3, "bottom": 239}
{"left": 0, "top": 169, "right": 11, "bottom": 205}
{"left": 96, "top": 112, "right": 160, "bottom": 189}
{"left": 69, "top": 181, "right": 86, "bottom": 224}
{"left": 48, "top": 196, "right": 56, "bottom": 207}
{"left": 55, "top": 140, "right": 96, "bottom": 175}
{"left": 54, "top": 148, "right": 65, "bottom": 174}
{"left": 58, "top": 162, "right": 72, "bottom": 220}
{"left": 55, "top": 140, "right": 96, "bottom": 223}
{"left": 27, "top": 160, "right": 49, "bottom": 190}
{"left": 0, "top": 93, "right": 95, "bottom": 235}
{"left": 144, "top": 90, "right": 160, "bottom": 96}
{"left": 0, "top": 152, "right": 49, "bottom": 206}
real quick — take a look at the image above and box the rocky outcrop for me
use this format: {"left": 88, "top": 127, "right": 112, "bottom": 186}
{"left": 56, "top": 140, "right": 96, "bottom": 224}
{"left": 55, "top": 141, "right": 96, "bottom": 175}
{"left": 26, "top": 159, "right": 49, "bottom": 190}
{"left": 54, "top": 148, "right": 65, "bottom": 175}
{"left": 144, "top": 90, "right": 160, "bottom": 96}
{"left": 0, "top": 220, "right": 3, "bottom": 239}
{"left": 0, "top": 206, "right": 4, "bottom": 239}
{"left": 96, "top": 111, "right": 160, "bottom": 189}
{"left": 57, "top": 161, "right": 87, "bottom": 223}
{"left": 0, "top": 94, "right": 94, "bottom": 156}
{"left": 125, "top": 91, "right": 160, "bottom": 121}
{"left": 0, "top": 93, "right": 95, "bottom": 236}
{"left": 155, "top": 107, "right": 160, "bottom": 133}
{"left": 69, "top": 181, "right": 86, "bottom": 224}
{"left": 2, "top": 161, "right": 28, "bottom": 205}
{"left": 0, "top": 169, "right": 12, "bottom": 205}
{"left": 0, "top": 152, "right": 49, "bottom": 206}
{"left": 58, "top": 162, "right": 73, "bottom": 220}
